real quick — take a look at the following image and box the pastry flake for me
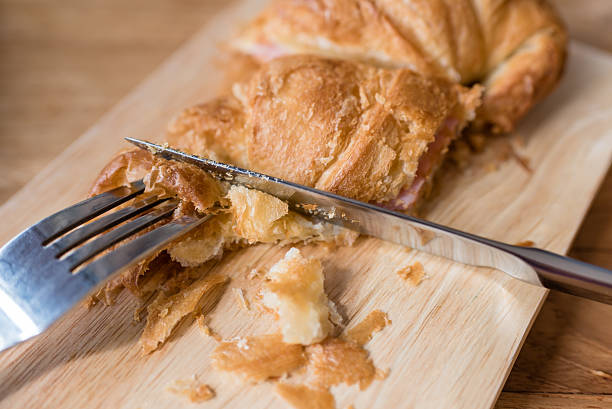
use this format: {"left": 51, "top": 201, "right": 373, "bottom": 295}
{"left": 167, "top": 377, "right": 215, "bottom": 403}
{"left": 227, "top": 185, "right": 357, "bottom": 245}
{"left": 140, "top": 273, "right": 228, "bottom": 354}
{"left": 144, "top": 158, "right": 223, "bottom": 213}
{"left": 396, "top": 261, "right": 426, "bottom": 286}
{"left": 344, "top": 310, "right": 391, "bottom": 346}
{"left": 275, "top": 383, "right": 336, "bottom": 409}
{"left": 263, "top": 248, "right": 333, "bottom": 345}
{"left": 305, "top": 338, "right": 377, "bottom": 391}
{"left": 166, "top": 214, "right": 235, "bottom": 267}
{"left": 211, "top": 334, "right": 306, "bottom": 383}
{"left": 232, "top": 288, "right": 250, "bottom": 312}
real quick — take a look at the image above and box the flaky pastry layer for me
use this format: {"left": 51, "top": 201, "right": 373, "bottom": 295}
{"left": 165, "top": 55, "right": 481, "bottom": 205}
{"left": 233, "top": 0, "right": 567, "bottom": 133}
{"left": 263, "top": 248, "right": 333, "bottom": 345}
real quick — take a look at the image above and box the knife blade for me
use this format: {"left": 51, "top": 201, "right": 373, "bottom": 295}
{"left": 127, "top": 137, "right": 612, "bottom": 304}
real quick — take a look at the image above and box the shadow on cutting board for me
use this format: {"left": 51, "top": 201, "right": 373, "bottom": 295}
{"left": 0, "top": 289, "right": 146, "bottom": 400}
{"left": 0, "top": 255, "right": 228, "bottom": 400}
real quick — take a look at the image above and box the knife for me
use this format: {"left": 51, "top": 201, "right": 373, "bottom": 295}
{"left": 127, "top": 137, "right": 612, "bottom": 304}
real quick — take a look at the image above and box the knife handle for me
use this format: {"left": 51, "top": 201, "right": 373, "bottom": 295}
{"left": 503, "top": 245, "right": 612, "bottom": 304}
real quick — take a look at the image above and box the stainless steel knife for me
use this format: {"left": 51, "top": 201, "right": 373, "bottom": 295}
{"left": 127, "top": 137, "right": 612, "bottom": 304}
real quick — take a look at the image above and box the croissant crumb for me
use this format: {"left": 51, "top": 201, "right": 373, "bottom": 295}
{"left": 396, "top": 261, "right": 426, "bottom": 286}
{"left": 167, "top": 377, "right": 215, "bottom": 403}
{"left": 140, "top": 273, "right": 228, "bottom": 354}
{"left": 275, "top": 383, "right": 336, "bottom": 409}
{"left": 263, "top": 248, "right": 333, "bottom": 345}
{"left": 344, "top": 310, "right": 391, "bottom": 346}
{"left": 211, "top": 334, "right": 306, "bottom": 383}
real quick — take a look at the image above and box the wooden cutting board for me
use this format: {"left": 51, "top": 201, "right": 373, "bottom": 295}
{"left": 1, "top": 1, "right": 612, "bottom": 408}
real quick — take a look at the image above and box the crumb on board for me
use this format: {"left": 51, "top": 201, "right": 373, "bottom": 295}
{"left": 496, "top": 140, "right": 532, "bottom": 173}
{"left": 208, "top": 312, "right": 389, "bottom": 399}
{"left": 233, "top": 288, "right": 250, "bottom": 311}
{"left": 83, "top": 296, "right": 97, "bottom": 310}
{"left": 514, "top": 240, "right": 535, "bottom": 247}
{"left": 167, "top": 377, "right": 215, "bottom": 403}
{"left": 306, "top": 338, "right": 377, "bottom": 391}
{"left": 139, "top": 273, "right": 228, "bottom": 354}
{"left": 396, "top": 261, "right": 426, "bottom": 286}
{"left": 211, "top": 334, "right": 306, "bottom": 383}
{"left": 275, "top": 383, "right": 335, "bottom": 409}
{"left": 375, "top": 367, "right": 390, "bottom": 380}
{"left": 299, "top": 310, "right": 391, "bottom": 392}
{"left": 196, "top": 316, "right": 221, "bottom": 342}
{"left": 344, "top": 310, "right": 391, "bottom": 346}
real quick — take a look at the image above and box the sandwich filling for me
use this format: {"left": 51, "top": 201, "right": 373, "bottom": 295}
{"left": 379, "top": 116, "right": 459, "bottom": 211}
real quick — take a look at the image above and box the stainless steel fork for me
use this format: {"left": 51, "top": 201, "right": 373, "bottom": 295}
{"left": 0, "top": 180, "right": 210, "bottom": 352}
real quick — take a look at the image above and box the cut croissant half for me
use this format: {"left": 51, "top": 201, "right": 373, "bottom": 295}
{"left": 232, "top": 0, "right": 567, "bottom": 133}
{"left": 165, "top": 55, "right": 481, "bottom": 211}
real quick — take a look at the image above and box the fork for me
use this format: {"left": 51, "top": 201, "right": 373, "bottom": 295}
{"left": 0, "top": 180, "right": 211, "bottom": 352}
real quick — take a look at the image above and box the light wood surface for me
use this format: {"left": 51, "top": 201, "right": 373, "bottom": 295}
{"left": 0, "top": 1, "right": 610, "bottom": 408}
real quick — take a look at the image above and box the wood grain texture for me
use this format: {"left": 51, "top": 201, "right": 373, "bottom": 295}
{"left": 0, "top": 0, "right": 611, "bottom": 408}
{"left": 0, "top": 241, "right": 546, "bottom": 408}
{"left": 497, "top": 393, "right": 612, "bottom": 409}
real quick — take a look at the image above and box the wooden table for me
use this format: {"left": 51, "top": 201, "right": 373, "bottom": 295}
{"left": 0, "top": 1, "right": 610, "bottom": 407}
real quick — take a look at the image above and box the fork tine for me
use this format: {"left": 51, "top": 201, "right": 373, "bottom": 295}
{"left": 63, "top": 199, "right": 180, "bottom": 270}
{"left": 77, "top": 214, "right": 211, "bottom": 285}
{"left": 38, "top": 180, "right": 146, "bottom": 244}
{"left": 51, "top": 195, "right": 169, "bottom": 257}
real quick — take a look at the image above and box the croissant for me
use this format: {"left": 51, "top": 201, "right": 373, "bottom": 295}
{"left": 94, "top": 55, "right": 479, "bottom": 211}
{"left": 164, "top": 55, "right": 481, "bottom": 210}
{"left": 232, "top": 0, "right": 567, "bottom": 133}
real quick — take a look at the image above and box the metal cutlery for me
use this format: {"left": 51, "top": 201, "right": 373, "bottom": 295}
{"left": 0, "top": 180, "right": 211, "bottom": 351}
{"left": 0, "top": 137, "right": 610, "bottom": 353}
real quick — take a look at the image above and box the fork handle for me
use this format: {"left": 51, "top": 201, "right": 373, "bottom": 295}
{"left": 501, "top": 244, "right": 612, "bottom": 304}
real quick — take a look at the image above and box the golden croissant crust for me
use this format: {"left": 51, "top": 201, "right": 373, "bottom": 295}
{"left": 164, "top": 55, "right": 480, "bottom": 206}
{"left": 89, "top": 55, "right": 479, "bottom": 302}
{"left": 233, "top": 0, "right": 567, "bottom": 133}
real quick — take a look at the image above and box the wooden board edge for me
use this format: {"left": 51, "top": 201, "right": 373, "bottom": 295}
{"left": 488, "top": 289, "right": 549, "bottom": 409}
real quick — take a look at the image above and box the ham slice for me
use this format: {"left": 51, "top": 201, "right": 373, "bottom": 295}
{"left": 380, "top": 117, "right": 459, "bottom": 212}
